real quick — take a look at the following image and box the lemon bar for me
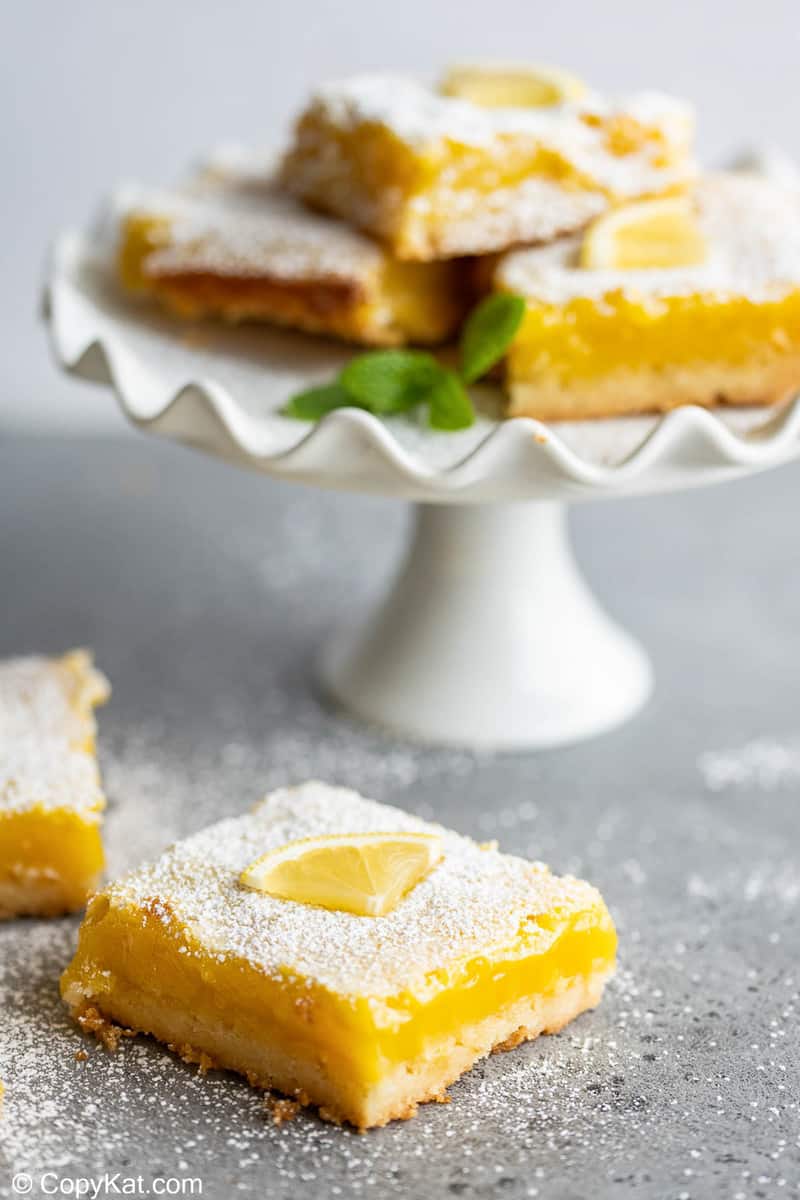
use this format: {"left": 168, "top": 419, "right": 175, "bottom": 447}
{"left": 118, "top": 160, "right": 467, "bottom": 346}
{"left": 61, "top": 782, "right": 616, "bottom": 1129}
{"left": 497, "top": 173, "right": 800, "bottom": 420}
{"left": 0, "top": 651, "right": 109, "bottom": 918}
{"left": 280, "top": 72, "right": 694, "bottom": 261}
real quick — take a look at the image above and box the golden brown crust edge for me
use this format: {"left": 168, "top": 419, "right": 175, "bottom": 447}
{"left": 507, "top": 359, "right": 800, "bottom": 422}
{"left": 145, "top": 272, "right": 405, "bottom": 347}
{"left": 63, "top": 969, "right": 612, "bottom": 1130}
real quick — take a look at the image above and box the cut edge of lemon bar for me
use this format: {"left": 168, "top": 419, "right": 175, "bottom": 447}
{"left": 61, "top": 781, "right": 616, "bottom": 1129}
{"left": 0, "top": 651, "right": 110, "bottom": 919}
{"left": 116, "top": 164, "right": 468, "bottom": 347}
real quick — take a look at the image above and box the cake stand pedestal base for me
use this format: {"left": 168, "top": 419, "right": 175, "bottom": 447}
{"left": 320, "top": 500, "right": 652, "bottom": 750}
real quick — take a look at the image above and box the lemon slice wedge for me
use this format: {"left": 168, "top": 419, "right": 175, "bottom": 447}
{"left": 580, "top": 197, "right": 707, "bottom": 270}
{"left": 239, "top": 832, "right": 443, "bottom": 917}
{"left": 439, "top": 62, "right": 587, "bottom": 109}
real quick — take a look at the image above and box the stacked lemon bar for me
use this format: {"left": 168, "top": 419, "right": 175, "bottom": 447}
{"left": 118, "top": 155, "right": 468, "bottom": 347}
{"left": 116, "top": 63, "right": 800, "bottom": 420}
{"left": 279, "top": 68, "right": 692, "bottom": 261}
{"left": 62, "top": 782, "right": 617, "bottom": 1128}
{"left": 0, "top": 651, "right": 109, "bottom": 918}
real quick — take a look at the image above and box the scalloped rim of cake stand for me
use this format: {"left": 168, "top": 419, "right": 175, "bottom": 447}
{"left": 44, "top": 230, "right": 800, "bottom": 505}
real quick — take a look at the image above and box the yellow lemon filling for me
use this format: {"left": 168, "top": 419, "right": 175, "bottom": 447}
{"left": 118, "top": 207, "right": 466, "bottom": 346}
{"left": 510, "top": 289, "right": 800, "bottom": 382}
{"left": 503, "top": 288, "right": 800, "bottom": 419}
{"left": 0, "top": 807, "right": 104, "bottom": 913}
{"left": 287, "top": 115, "right": 687, "bottom": 250}
{"left": 62, "top": 875, "right": 616, "bottom": 1085}
{"left": 118, "top": 213, "right": 171, "bottom": 292}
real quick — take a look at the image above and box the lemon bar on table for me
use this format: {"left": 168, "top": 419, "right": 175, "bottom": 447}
{"left": 496, "top": 173, "right": 800, "bottom": 420}
{"left": 61, "top": 782, "right": 616, "bottom": 1129}
{"left": 280, "top": 72, "right": 694, "bottom": 261}
{"left": 0, "top": 651, "right": 109, "bottom": 919}
{"left": 118, "top": 159, "right": 467, "bottom": 347}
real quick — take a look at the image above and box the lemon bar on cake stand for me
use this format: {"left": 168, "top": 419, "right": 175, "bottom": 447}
{"left": 117, "top": 156, "right": 468, "bottom": 347}
{"left": 281, "top": 71, "right": 694, "bottom": 260}
{"left": 497, "top": 173, "right": 800, "bottom": 420}
{"left": 61, "top": 782, "right": 617, "bottom": 1129}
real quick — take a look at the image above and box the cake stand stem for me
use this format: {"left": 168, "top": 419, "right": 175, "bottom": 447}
{"left": 320, "top": 500, "right": 652, "bottom": 750}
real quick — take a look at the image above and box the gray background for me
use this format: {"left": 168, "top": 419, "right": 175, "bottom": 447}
{"left": 1, "top": 438, "right": 799, "bottom": 1198}
{"left": 5, "top": 0, "right": 800, "bottom": 431}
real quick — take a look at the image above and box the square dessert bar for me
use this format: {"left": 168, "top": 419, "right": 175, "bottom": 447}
{"left": 280, "top": 73, "right": 694, "bottom": 261}
{"left": 0, "top": 651, "right": 110, "bottom": 918}
{"left": 118, "top": 156, "right": 468, "bottom": 347}
{"left": 496, "top": 173, "right": 800, "bottom": 420}
{"left": 62, "top": 782, "right": 617, "bottom": 1129}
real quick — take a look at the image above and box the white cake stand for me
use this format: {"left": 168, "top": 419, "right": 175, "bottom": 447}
{"left": 44, "top": 228, "right": 800, "bottom": 749}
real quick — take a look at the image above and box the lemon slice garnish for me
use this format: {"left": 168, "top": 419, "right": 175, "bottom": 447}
{"left": 239, "top": 832, "right": 443, "bottom": 917}
{"left": 580, "top": 197, "right": 707, "bottom": 270}
{"left": 439, "top": 62, "right": 586, "bottom": 109}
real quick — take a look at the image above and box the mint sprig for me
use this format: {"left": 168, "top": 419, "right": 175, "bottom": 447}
{"left": 460, "top": 293, "right": 526, "bottom": 384}
{"left": 282, "top": 381, "right": 358, "bottom": 420}
{"left": 340, "top": 350, "right": 442, "bottom": 414}
{"left": 427, "top": 369, "right": 474, "bottom": 431}
{"left": 282, "top": 292, "right": 525, "bottom": 431}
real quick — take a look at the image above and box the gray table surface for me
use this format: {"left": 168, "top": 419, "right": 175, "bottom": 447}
{"left": 1, "top": 436, "right": 799, "bottom": 1200}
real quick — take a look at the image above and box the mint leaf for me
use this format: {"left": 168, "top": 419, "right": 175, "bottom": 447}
{"left": 427, "top": 369, "right": 474, "bottom": 431}
{"left": 340, "top": 350, "right": 441, "bottom": 414}
{"left": 282, "top": 381, "right": 357, "bottom": 420}
{"left": 460, "top": 293, "right": 526, "bottom": 384}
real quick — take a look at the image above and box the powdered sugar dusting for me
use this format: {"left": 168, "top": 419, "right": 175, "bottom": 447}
{"left": 92, "top": 782, "right": 605, "bottom": 998}
{"left": 699, "top": 735, "right": 800, "bottom": 793}
{"left": 124, "top": 167, "right": 385, "bottom": 285}
{"left": 305, "top": 74, "right": 693, "bottom": 198}
{"left": 406, "top": 175, "right": 606, "bottom": 258}
{"left": 0, "top": 654, "right": 108, "bottom": 818}
{"left": 3, "top": 927, "right": 797, "bottom": 1197}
